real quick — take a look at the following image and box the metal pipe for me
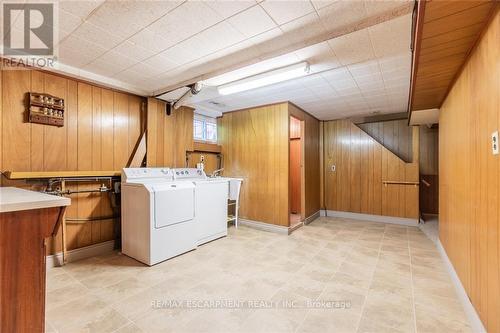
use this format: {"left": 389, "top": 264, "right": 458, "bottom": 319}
{"left": 44, "top": 187, "right": 110, "bottom": 196}
{"left": 49, "top": 176, "right": 116, "bottom": 184}
{"left": 65, "top": 215, "right": 118, "bottom": 223}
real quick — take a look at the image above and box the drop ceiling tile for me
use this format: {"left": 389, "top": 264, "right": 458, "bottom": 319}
{"left": 354, "top": 72, "right": 384, "bottom": 85}
{"left": 127, "top": 28, "right": 174, "bottom": 54}
{"left": 57, "top": 10, "right": 83, "bottom": 41}
{"left": 347, "top": 60, "right": 380, "bottom": 78}
{"left": 260, "top": 0, "right": 315, "bottom": 25}
{"left": 384, "top": 77, "right": 410, "bottom": 88}
{"left": 58, "top": 47, "right": 93, "bottom": 68}
{"left": 200, "top": 39, "right": 260, "bottom": 70}
{"left": 149, "top": 1, "right": 223, "bottom": 44}
{"left": 170, "top": 36, "right": 216, "bottom": 65}
{"left": 113, "top": 40, "right": 156, "bottom": 62}
{"left": 58, "top": 34, "right": 107, "bottom": 67}
{"left": 83, "top": 58, "right": 125, "bottom": 77}
{"left": 321, "top": 67, "right": 352, "bottom": 82}
{"left": 196, "top": 21, "right": 246, "bottom": 53}
{"left": 369, "top": 14, "right": 411, "bottom": 58}
{"left": 378, "top": 54, "right": 410, "bottom": 72}
{"left": 381, "top": 69, "right": 409, "bottom": 82}
{"left": 336, "top": 87, "right": 361, "bottom": 97}
{"left": 128, "top": 62, "right": 160, "bottom": 78}
{"left": 227, "top": 5, "right": 276, "bottom": 38}
{"left": 95, "top": 50, "right": 137, "bottom": 69}
{"left": 59, "top": 0, "right": 104, "bottom": 20}
{"left": 206, "top": 0, "right": 257, "bottom": 19}
{"left": 294, "top": 41, "right": 341, "bottom": 73}
{"left": 113, "top": 67, "right": 147, "bottom": 83}
{"left": 281, "top": 12, "right": 327, "bottom": 48}
{"left": 311, "top": 0, "right": 336, "bottom": 10}
{"left": 327, "top": 77, "right": 358, "bottom": 91}
{"left": 328, "top": 29, "right": 375, "bottom": 66}
{"left": 88, "top": 1, "right": 183, "bottom": 39}
{"left": 159, "top": 43, "right": 199, "bottom": 66}
{"left": 142, "top": 54, "right": 178, "bottom": 72}
{"left": 249, "top": 27, "right": 290, "bottom": 55}
{"left": 318, "top": 1, "right": 367, "bottom": 32}
{"left": 364, "top": 0, "right": 411, "bottom": 16}
{"left": 69, "top": 21, "right": 123, "bottom": 50}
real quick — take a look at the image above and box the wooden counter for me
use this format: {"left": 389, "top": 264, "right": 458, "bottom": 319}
{"left": 0, "top": 187, "right": 70, "bottom": 332}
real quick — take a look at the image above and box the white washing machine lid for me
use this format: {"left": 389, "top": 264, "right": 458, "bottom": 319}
{"left": 152, "top": 182, "right": 195, "bottom": 229}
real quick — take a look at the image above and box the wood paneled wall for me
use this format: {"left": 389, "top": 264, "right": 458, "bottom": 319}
{"left": 146, "top": 98, "right": 194, "bottom": 167}
{"left": 219, "top": 103, "right": 289, "bottom": 227}
{"left": 358, "top": 119, "right": 413, "bottom": 162}
{"left": 419, "top": 125, "right": 439, "bottom": 175}
{"left": 289, "top": 104, "right": 321, "bottom": 219}
{"left": 0, "top": 69, "right": 145, "bottom": 251}
{"left": 419, "top": 125, "right": 439, "bottom": 215}
{"left": 439, "top": 9, "right": 499, "bottom": 332}
{"left": 323, "top": 120, "right": 419, "bottom": 219}
{"left": 188, "top": 152, "right": 219, "bottom": 174}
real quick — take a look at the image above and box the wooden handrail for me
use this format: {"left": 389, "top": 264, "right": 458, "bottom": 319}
{"left": 3, "top": 170, "right": 121, "bottom": 179}
{"left": 382, "top": 180, "right": 419, "bottom": 187}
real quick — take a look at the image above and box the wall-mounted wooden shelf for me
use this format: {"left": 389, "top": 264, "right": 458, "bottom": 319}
{"left": 193, "top": 141, "right": 222, "bottom": 153}
{"left": 3, "top": 171, "right": 121, "bottom": 180}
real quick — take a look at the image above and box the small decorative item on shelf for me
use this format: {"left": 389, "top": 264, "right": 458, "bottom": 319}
{"left": 27, "top": 92, "right": 65, "bottom": 127}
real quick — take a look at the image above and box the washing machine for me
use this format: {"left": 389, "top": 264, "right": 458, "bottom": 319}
{"left": 173, "top": 168, "right": 229, "bottom": 245}
{"left": 121, "top": 168, "right": 197, "bottom": 266}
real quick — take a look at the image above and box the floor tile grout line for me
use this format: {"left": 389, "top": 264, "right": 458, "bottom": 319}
{"left": 353, "top": 224, "right": 385, "bottom": 332}
{"left": 46, "top": 219, "right": 459, "bottom": 333}
{"left": 408, "top": 228, "right": 419, "bottom": 333}
{"left": 292, "top": 221, "right": 355, "bottom": 333}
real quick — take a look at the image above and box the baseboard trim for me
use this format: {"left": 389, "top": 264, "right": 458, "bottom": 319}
{"left": 436, "top": 239, "right": 486, "bottom": 333}
{"left": 304, "top": 210, "right": 320, "bottom": 225}
{"left": 239, "top": 219, "right": 289, "bottom": 234}
{"left": 321, "top": 210, "right": 419, "bottom": 227}
{"left": 46, "top": 240, "right": 115, "bottom": 269}
{"left": 289, "top": 221, "right": 304, "bottom": 233}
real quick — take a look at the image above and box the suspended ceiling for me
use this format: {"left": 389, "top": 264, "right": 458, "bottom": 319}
{"left": 2, "top": 0, "right": 414, "bottom": 120}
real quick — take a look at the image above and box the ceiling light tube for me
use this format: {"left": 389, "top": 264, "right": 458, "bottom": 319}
{"left": 218, "top": 62, "right": 310, "bottom": 96}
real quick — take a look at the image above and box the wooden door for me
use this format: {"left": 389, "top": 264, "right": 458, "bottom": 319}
{"left": 290, "top": 138, "right": 301, "bottom": 214}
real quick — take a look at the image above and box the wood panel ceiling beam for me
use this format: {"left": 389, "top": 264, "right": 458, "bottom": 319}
{"left": 408, "top": 0, "right": 497, "bottom": 116}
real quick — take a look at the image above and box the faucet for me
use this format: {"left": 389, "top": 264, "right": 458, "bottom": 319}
{"left": 211, "top": 168, "right": 224, "bottom": 178}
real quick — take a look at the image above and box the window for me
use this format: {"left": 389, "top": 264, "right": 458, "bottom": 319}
{"left": 193, "top": 114, "right": 217, "bottom": 143}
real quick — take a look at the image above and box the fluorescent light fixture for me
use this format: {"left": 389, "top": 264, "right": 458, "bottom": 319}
{"left": 218, "top": 62, "right": 310, "bottom": 96}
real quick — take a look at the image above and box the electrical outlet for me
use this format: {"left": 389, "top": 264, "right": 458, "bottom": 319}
{"left": 492, "top": 131, "right": 499, "bottom": 155}
{"left": 331, "top": 165, "right": 336, "bottom": 172}
{"left": 200, "top": 155, "right": 205, "bottom": 162}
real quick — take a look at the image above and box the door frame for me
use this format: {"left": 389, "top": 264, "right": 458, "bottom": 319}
{"left": 289, "top": 115, "right": 306, "bottom": 226}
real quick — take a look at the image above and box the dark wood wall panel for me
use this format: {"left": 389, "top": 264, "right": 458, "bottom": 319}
{"left": 324, "top": 120, "right": 419, "bottom": 219}
{"left": 288, "top": 104, "right": 321, "bottom": 220}
{"left": 439, "top": 10, "right": 499, "bottom": 332}
{"left": 0, "top": 69, "right": 145, "bottom": 252}
{"left": 146, "top": 98, "right": 194, "bottom": 168}
{"left": 358, "top": 119, "right": 413, "bottom": 162}
{"left": 419, "top": 125, "right": 439, "bottom": 175}
{"left": 219, "top": 103, "right": 290, "bottom": 227}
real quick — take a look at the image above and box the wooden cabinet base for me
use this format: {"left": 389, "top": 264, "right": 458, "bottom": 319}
{"left": 0, "top": 207, "right": 63, "bottom": 333}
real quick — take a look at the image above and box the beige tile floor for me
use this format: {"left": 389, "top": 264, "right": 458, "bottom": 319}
{"left": 45, "top": 217, "right": 471, "bottom": 333}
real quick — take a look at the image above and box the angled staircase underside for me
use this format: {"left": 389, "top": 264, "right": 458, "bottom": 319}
{"left": 357, "top": 119, "right": 413, "bottom": 163}
{"left": 324, "top": 120, "right": 419, "bottom": 219}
